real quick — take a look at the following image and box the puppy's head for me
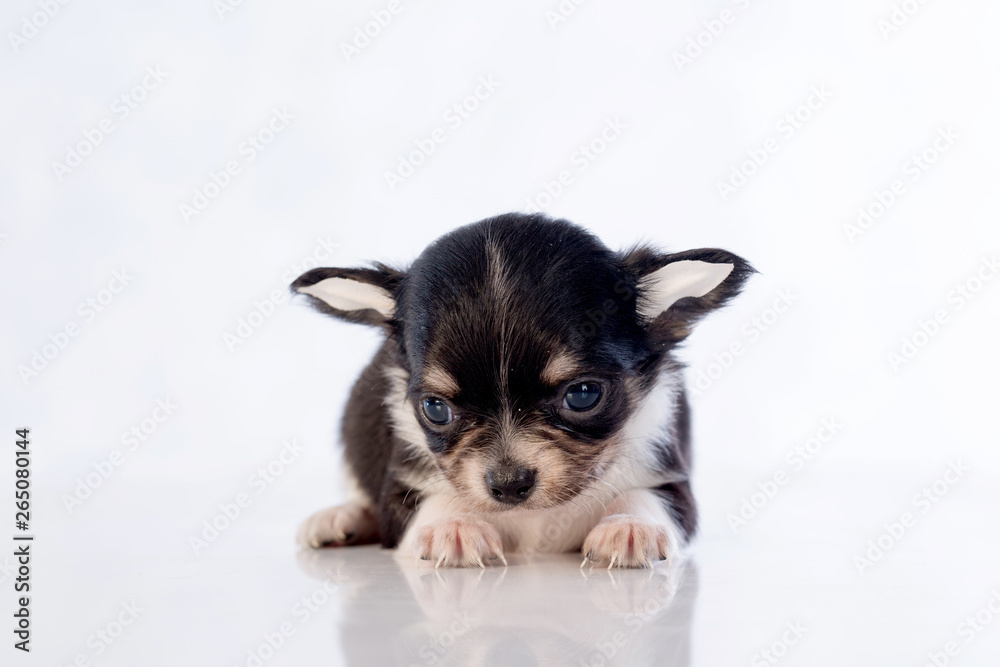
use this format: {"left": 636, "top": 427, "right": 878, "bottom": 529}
{"left": 293, "top": 214, "right": 753, "bottom": 513}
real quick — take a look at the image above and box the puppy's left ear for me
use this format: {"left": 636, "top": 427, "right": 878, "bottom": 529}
{"left": 623, "top": 246, "right": 755, "bottom": 344}
{"left": 291, "top": 264, "right": 403, "bottom": 327}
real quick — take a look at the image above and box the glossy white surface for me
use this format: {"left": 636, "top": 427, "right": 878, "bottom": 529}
{"left": 24, "top": 458, "right": 1000, "bottom": 666}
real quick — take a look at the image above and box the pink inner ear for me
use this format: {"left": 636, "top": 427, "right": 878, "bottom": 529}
{"left": 298, "top": 277, "right": 395, "bottom": 316}
{"left": 639, "top": 261, "right": 734, "bottom": 320}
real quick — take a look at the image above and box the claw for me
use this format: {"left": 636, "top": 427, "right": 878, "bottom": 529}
{"left": 475, "top": 557, "right": 486, "bottom": 569}
{"left": 580, "top": 555, "right": 589, "bottom": 569}
{"left": 435, "top": 553, "right": 446, "bottom": 568}
{"left": 497, "top": 553, "right": 508, "bottom": 567}
{"left": 608, "top": 554, "right": 617, "bottom": 570}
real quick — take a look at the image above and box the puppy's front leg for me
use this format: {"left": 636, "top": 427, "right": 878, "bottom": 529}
{"left": 297, "top": 501, "right": 380, "bottom": 548}
{"left": 399, "top": 494, "right": 507, "bottom": 568}
{"left": 582, "top": 488, "right": 686, "bottom": 568}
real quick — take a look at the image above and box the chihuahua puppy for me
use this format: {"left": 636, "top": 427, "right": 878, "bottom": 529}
{"left": 293, "top": 213, "right": 752, "bottom": 568}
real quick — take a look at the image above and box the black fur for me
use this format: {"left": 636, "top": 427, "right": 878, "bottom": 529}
{"left": 339, "top": 340, "right": 401, "bottom": 508}
{"left": 653, "top": 481, "right": 699, "bottom": 538}
{"left": 293, "top": 213, "right": 752, "bottom": 549}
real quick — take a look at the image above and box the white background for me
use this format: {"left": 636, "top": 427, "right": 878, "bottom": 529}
{"left": 1, "top": 1, "right": 999, "bottom": 665}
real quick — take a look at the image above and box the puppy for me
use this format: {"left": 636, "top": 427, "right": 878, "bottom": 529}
{"left": 293, "top": 213, "right": 752, "bottom": 568}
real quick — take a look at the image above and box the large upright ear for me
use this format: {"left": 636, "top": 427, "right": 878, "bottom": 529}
{"left": 622, "top": 246, "right": 755, "bottom": 344}
{"left": 291, "top": 263, "right": 404, "bottom": 327}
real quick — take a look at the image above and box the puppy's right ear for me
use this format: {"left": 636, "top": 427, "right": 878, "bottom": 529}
{"left": 291, "top": 264, "right": 403, "bottom": 327}
{"left": 622, "top": 246, "right": 755, "bottom": 345}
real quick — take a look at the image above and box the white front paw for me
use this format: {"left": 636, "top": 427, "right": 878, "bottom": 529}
{"left": 582, "top": 514, "right": 671, "bottom": 568}
{"left": 412, "top": 518, "right": 506, "bottom": 568}
{"left": 297, "top": 502, "right": 379, "bottom": 549}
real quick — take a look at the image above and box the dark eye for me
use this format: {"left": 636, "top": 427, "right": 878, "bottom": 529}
{"left": 564, "top": 382, "right": 602, "bottom": 411}
{"left": 421, "top": 397, "right": 453, "bottom": 425}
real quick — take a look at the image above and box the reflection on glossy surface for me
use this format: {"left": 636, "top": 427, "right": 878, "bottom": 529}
{"left": 297, "top": 547, "right": 697, "bottom": 666}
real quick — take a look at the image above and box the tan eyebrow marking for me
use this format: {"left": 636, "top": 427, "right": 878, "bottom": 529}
{"left": 421, "top": 366, "right": 460, "bottom": 397}
{"left": 541, "top": 352, "right": 581, "bottom": 386}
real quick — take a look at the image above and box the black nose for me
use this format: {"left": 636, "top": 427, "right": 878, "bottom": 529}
{"left": 486, "top": 467, "right": 536, "bottom": 505}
